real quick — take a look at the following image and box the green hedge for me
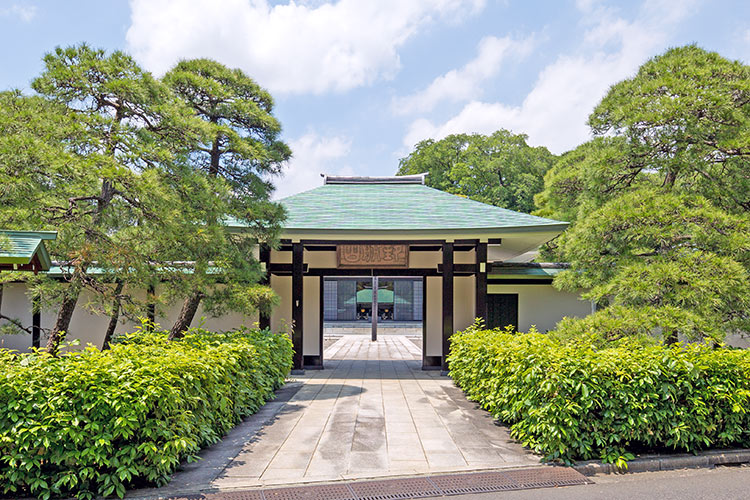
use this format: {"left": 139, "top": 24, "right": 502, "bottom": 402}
{"left": 0, "top": 327, "right": 293, "bottom": 499}
{"left": 448, "top": 325, "right": 750, "bottom": 466}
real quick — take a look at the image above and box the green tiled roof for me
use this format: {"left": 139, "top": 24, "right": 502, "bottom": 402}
{"left": 269, "top": 182, "right": 566, "bottom": 232}
{"left": 352, "top": 289, "right": 394, "bottom": 304}
{"left": 0, "top": 230, "right": 57, "bottom": 270}
{"left": 488, "top": 263, "right": 568, "bottom": 278}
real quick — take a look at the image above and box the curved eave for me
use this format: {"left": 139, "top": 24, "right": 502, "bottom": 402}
{"left": 277, "top": 224, "right": 568, "bottom": 238}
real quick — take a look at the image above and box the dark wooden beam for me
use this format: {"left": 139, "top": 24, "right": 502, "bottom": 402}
{"left": 147, "top": 284, "right": 156, "bottom": 326}
{"left": 488, "top": 278, "right": 554, "bottom": 285}
{"left": 32, "top": 294, "right": 41, "bottom": 348}
{"left": 302, "top": 245, "right": 337, "bottom": 252}
{"left": 437, "top": 263, "right": 478, "bottom": 273}
{"left": 259, "top": 244, "right": 271, "bottom": 330}
{"left": 292, "top": 242, "right": 304, "bottom": 371}
{"left": 421, "top": 276, "right": 427, "bottom": 370}
{"left": 476, "top": 242, "right": 487, "bottom": 322}
{"left": 269, "top": 266, "right": 462, "bottom": 277}
{"left": 371, "top": 276, "right": 378, "bottom": 341}
{"left": 319, "top": 276, "right": 324, "bottom": 368}
{"left": 299, "top": 239, "right": 444, "bottom": 246}
{"left": 442, "top": 241, "right": 454, "bottom": 372}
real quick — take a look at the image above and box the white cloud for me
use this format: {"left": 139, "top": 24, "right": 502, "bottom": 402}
{"left": 393, "top": 34, "right": 534, "bottom": 115}
{"left": 402, "top": 0, "right": 699, "bottom": 154}
{"left": 272, "top": 132, "right": 353, "bottom": 199}
{"left": 738, "top": 27, "right": 750, "bottom": 61}
{"left": 0, "top": 3, "right": 37, "bottom": 22}
{"left": 126, "top": 0, "right": 485, "bottom": 95}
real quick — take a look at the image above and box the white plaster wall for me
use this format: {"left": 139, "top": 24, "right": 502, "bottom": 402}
{"left": 0, "top": 283, "right": 33, "bottom": 352}
{"left": 305, "top": 250, "right": 336, "bottom": 268}
{"left": 66, "top": 288, "right": 144, "bottom": 349}
{"left": 271, "top": 249, "right": 292, "bottom": 264}
{"left": 425, "top": 276, "right": 442, "bottom": 356}
{"left": 410, "top": 250, "right": 441, "bottom": 268}
{"left": 3, "top": 282, "right": 264, "bottom": 353}
{"left": 270, "top": 275, "right": 292, "bottom": 335}
{"left": 303, "top": 276, "right": 320, "bottom": 355}
{"left": 725, "top": 333, "right": 750, "bottom": 349}
{"left": 454, "top": 276, "right": 476, "bottom": 333}
{"left": 454, "top": 248, "right": 475, "bottom": 265}
{"left": 487, "top": 284, "right": 592, "bottom": 332}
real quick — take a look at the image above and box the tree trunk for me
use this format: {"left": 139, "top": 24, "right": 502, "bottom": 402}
{"left": 101, "top": 280, "right": 124, "bottom": 350}
{"left": 46, "top": 267, "right": 86, "bottom": 355}
{"left": 168, "top": 291, "right": 203, "bottom": 340}
{"left": 663, "top": 170, "right": 678, "bottom": 189}
{"left": 46, "top": 290, "right": 80, "bottom": 355}
{"left": 208, "top": 132, "right": 221, "bottom": 177}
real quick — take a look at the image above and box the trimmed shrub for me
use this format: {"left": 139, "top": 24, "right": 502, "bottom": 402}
{"left": 448, "top": 325, "right": 750, "bottom": 466}
{"left": 0, "top": 327, "right": 292, "bottom": 499}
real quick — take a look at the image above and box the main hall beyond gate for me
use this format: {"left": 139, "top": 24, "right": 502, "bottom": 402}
{"left": 240, "top": 174, "right": 591, "bottom": 371}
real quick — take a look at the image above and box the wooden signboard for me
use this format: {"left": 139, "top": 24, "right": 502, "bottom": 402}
{"left": 337, "top": 244, "right": 409, "bottom": 268}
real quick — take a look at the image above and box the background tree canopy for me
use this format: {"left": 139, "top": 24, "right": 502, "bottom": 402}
{"left": 0, "top": 45, "right": 289, "bottom": 353}
{"left": 397, "top": 130, "right": 555, "bottom": 213}
{"left": 535, "top": 45, "right": 750, "bottom": 343}
{"left": 396, "top": 45, "right": 750, "bottom": 344}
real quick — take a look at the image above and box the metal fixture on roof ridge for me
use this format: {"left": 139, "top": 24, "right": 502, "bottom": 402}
{"left": 321, "top": 173, "right": 428, "bottom": 185}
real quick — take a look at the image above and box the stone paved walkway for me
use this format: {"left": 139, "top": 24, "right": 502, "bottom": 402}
{"left": 210, "top": 335, "right": 537, "bottom": 490}
{"left": 131, "top": 335, "right": 538, "bottom": 497}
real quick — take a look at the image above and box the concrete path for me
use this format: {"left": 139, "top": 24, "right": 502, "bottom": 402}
{"left": 132, "top": 335, "right": 538, "bottom": 497}
{"left": 210, "top": 335, "right": 538, "bottom": 490}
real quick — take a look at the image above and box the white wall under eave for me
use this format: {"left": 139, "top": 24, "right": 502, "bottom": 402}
{"left": 153, "top": 285, "right": 259, "bottom": 334}
{"left": 425, "top": 276, "right": 442, "bottom": 357}
{"left": 454, "top": 276, "right": 476, "bottom": 333}
{"left": 303, "top": 276, "right": 320, "bottom": 355}
{"left": 0, "top": 283, "right": 33, "bottom": 352}
{"left": 488, "top": 284, "right": 591, "bottom": 333}
{"left": 305, "top": 250, "right": 336, "bottom": 268}
{"left": 270, "top": 275, "right": 293, "bottom": 336}
{"left": 2, "top": 282, "right": 262, "bottom": 353}
{"left": 40, "top": 287, "right": 144, "bottom": 351}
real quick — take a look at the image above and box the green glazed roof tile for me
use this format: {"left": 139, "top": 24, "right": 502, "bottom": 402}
{"left": 0, "top": 230, "right": 56, "bottom": 269}
{"left": 268, "top": 183, "right": 566, "bottom": 231}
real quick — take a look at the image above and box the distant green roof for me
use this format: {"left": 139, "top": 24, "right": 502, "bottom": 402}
{"left": 488, "top": 263, "right": 568, "bottom": 279}
{"left": 0, "top": 230, "right": 57, "bottom": 271}
{"left": 231, "top": 177, "right": 567, "bottom": 232}
{"left": 352, "top": 289, "right": 394, "bottom": 304}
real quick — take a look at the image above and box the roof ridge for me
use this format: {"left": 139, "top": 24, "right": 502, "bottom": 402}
{"left": 322, "top": 173, "right": 427, "bottom": 185}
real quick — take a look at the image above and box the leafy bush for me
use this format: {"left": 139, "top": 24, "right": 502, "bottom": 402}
{"left": 448, "top": 324, "right": 750, "bottom": 466}
{"left": 0, "top": 326, "right": 292, "bottom": 499}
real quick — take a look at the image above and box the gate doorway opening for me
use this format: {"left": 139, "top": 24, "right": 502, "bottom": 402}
{"left": 323, "top": 276, "right": 423, "bottom": 342}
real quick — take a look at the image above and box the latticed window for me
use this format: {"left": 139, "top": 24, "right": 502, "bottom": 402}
{"left": 337, "top": 279, "right": 357, "bottom": 320}
{"left": 412, "top": 279, "right": 423, "bottom": 321}
{"left": 323, "top": 280, "right": 338, "bottom": 320}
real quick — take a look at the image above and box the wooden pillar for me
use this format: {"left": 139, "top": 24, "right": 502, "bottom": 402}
{"left": 259, "top": 243, "right": 271, "bottom": 331}
{"left": 292, "top": 242, "right": 304, "bottom": 371}
{"left": 371, "top": 276, "right": 378, "bottom": 341}
{"left": 32, "top": 294, "right": 41, "bottom": 349}
{"left": 475, "top": 242, "right": 487, "bottom": 322}
{"left": 442, "top": 241, "right": 454, "bottom": 372}
{"left": 146, "top": 284, "right": 156, "bottom": 327}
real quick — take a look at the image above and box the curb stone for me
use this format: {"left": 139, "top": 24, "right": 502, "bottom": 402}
{"left": 574, "top": 449, "right": 750, "bottom": 476}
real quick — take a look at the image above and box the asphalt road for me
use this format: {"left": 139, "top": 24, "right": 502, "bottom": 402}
{"left": 425, "top": 466, "right": 750, "bottom": 500}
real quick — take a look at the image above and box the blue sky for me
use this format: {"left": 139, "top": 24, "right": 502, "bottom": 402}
{"left": 1, "top": 0, "right": 749, "bottom": 198}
